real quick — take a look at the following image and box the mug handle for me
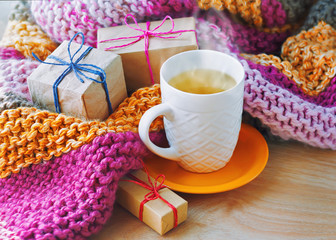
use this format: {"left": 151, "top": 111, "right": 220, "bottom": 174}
{"left": 139, "top": 103, "right": 179, "bottom": 161}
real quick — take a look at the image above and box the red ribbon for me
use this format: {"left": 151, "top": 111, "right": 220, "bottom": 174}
{"left": 99, "top": 14, "right": 198, "bottom": 85}
{"left": 124, "top": 163, "right": 178, "bottom": 228}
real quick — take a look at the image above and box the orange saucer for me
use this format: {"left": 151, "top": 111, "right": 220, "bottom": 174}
{"left": 144, "top": 123, "right": 269, "bottom": 194}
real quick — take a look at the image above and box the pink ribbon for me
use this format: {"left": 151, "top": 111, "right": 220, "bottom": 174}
{"left": 99, "top": 14, "right": 198, "bottom": 85}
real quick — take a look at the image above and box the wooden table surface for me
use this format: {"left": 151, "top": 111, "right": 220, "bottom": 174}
{"left": 91, "top": 139, "right": 336, "bottom": 240}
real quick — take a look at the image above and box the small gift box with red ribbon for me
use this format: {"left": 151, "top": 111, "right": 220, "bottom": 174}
{"left": 28, "top": 32, "right": 127, "bottom": 121}
{"left": 97, "top": 15, "right": 198, "bottom": 93}
{"left": 116, "top": 169, "right": 188, "bottom": 235}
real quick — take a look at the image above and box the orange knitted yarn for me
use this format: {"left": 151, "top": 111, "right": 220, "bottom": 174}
{"left": 0, "top": 20, "right": 57, "bottom": 61}
{"left": 107, "top": 85, "right": 163, "bottom": 132}
{"left": 242, "top": 21, "right": 336, "bottom": 96}
{"left": 197, "top": 0, "right": 263, "bottom": 28}
{"left": 0, "top": 85, "right": 163, "bottom": 178}
{"left": 261, "top": 23, "right": 297, "bottom": 34}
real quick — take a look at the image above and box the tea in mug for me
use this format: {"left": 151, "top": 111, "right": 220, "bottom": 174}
{"left": 168, "top": 69, "right": 236, "bottom": 94}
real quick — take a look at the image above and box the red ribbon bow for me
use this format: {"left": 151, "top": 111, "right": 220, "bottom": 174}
{"left": 99, "top": 14, "right": 198, "bottom": 85}
{"left": 125, "top": 164, "right": 178, "bottom": 228}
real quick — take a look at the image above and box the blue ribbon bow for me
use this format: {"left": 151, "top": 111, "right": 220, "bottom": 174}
{"left": 32, "top": 32, "right": 113, "bottom": 114}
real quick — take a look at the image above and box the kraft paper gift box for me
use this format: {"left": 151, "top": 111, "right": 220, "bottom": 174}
{"left": 97, "top": 16, "right": 198, "bottom": 92}
{"left": 117, "top": 169, "right": 188, "bottom": 235}
{"left": 28, "top": 36, "right": 127, "bottom": 121}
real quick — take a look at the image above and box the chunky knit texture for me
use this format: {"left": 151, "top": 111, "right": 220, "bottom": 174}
{"left": 0, "top": 0, "right": 336, "bottom": 239}
{"left": 195, "top": 1, "right": 336, "bottom": 149}
{"left": 197, "top": 0, "right": 289, "bottom": 28}
{"left": 198, "top": 0, "right": 316, "bottom": 25}
{"left": 0, "top": 59, "right": 39, "bottom": 101}
{"left": 8, "top": 0, "right": 34, "bottom": 22}
{"left": 241, "top": 58, "right": 336, "bottom": 149}
{"left": 243, "top": 61, "right": 336, "bottom": 108}
{"left": 0, "top": 0, "right": 57, "bottom": 61}
{"left": 0, "top": 92, "right": 35, "bottom": 113}
{"left": 0, "top": 47, "right": 25, "bottom": 60}
{"left": 198, "top": 9, "right": 293, "bottom": 53}
{"left": 30, "top": 0, "right": 196, "bottom": 47}
{"left": 276, "top": 0, "right": 316, "bottom": 23}
{"left": 301, "top": 0, "right": 336, "bottom": 30}
{"left": 29, "top": 0, "right": 297, "bottom": 54}
{"left": 198, "top": 0, "right": 266, "bottom": 27}
{"left": 0, "top": 85, "right": 163, "bottom": 178}
{"left": 0, "top": 20, "right": 58, "bottom": 61}
{"left": 243, "top": 21, "right": 336, "bottom": 96}
{"left": 0, "top": 130, "right": 164, "bottom": 240}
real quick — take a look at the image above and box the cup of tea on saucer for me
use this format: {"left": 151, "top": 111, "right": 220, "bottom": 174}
{"left": 139, "top": 50, "right": 245, "bottom": 173}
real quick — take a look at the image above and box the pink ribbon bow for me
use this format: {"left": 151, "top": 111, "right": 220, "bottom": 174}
{"left": 99, "top": 14, "right": 198, "bottom": 85}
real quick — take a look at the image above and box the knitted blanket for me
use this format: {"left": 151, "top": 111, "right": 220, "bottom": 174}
{"left": 0, "top": 0, "right": 335, "bottom": 239}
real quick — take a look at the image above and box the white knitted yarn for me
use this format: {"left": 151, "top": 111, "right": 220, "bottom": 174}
{"left": 0, "top": 59, "right": 39, "bottom": 101}
{"left": 0, "top": 220, "right": 20, "bottom": 240}
{"left": 30, "top": 0, "right": 196, "bottom": 46}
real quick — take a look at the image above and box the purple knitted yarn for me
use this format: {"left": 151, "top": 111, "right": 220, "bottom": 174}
{"left": 30, "top": 0, "right": 196, "bottom": 47}
{"left": 201, "top": 10, "right": 291, "bottom": 54}
{"left": 145, "top": 0, "right": 196, "bottom": 18}
{"left": 244, "top": 59, "right": 336, "bottom": 108}
{"left": 312, "top": 76, "right": 336, "bottom": 107}
{"left": 0, "top": 47, "right": 25, "bottom": 60}
{"left": 241, "top": 58, "right": 336, "bottom": 149}
{"left": 0, "top": 131, "right": 165, "bottom": 239}
{"left": 0, "top": 59, "right": 39, "bottom": 101}
{"left": 194, "top": 19, "right": 336, "bottom": 148}
{"left": 30, "top": 0, "right": 289, "bottom": 53}
{"left": 261, "top": 0, "right": 287, "bottom": 27}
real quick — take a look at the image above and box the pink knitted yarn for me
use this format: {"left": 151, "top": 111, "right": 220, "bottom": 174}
{"left": 245, "top": 61, "right": 336, "bottom": 108}
{"left": 0, "top": 59, "right": 39, "bottom": 101}
{"left": 1, "top": 16, "right": 334, "bottom": 149}
{"left": 31, "top": 0, "right": 290, "bottom": 53}
{"left": 30, "top": 0, "right": 196, "bottom": 47}
{"left": 199, "top": 10, "right": 291, "bottom": 53}
{"left": 241, "top": 58, "right": 336, "bottom": 149}
{"left": 261, "top": 0, "right": 287, "bottom": 27}
{"left": 0, "top": 47, "right": 26, "bottom": 60}
{"left": 194, "top": 20, "right": 336, "bottom": 149}
{"left": 0, "top": 131, "right": 164, "bottom": 239}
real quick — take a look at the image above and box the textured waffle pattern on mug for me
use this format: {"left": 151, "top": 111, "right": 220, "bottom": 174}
{"left": 243, "top": 21, "right": 336, "bottom": 96}
{"left": 197, "top": 0, "right": 288, "bottom": 28}
{"left": 0, "top": 85, "right": 163, "bottom": 178}
{"left": 30, "top": 0, "right": 196, "bottom": 47}
{"left": 0, "top": 130, "right": 151, "bottom": 239}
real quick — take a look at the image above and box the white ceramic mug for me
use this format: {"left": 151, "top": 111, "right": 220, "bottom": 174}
{"left": 139, "top": 50, "right": 245, "bottom": 173}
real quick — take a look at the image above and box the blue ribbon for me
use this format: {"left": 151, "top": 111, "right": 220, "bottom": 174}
{"left": 32, "top": 32, "right": 113, "bottom": 114}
